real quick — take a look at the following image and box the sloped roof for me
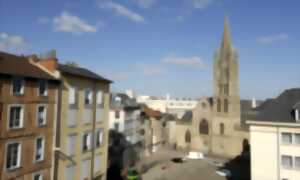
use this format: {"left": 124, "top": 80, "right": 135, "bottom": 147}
{"left": 0, "top": 51, "right": 57, "bottom": 80}
{"left": 253, "top": 88, "right": 300, "bottom": 123}
{"left": 178, "top": 111, "right": 193, "bottom": 124}
{"left": 58, "top": 64, "right": 112, "bottom": 83}
{"left": 142, "top": 106, "right": 162, "bottom": 118}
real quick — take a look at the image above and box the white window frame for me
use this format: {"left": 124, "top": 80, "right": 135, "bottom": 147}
{"left": 84, "top": 89, "right": 93, "bottom": 105}
{"left": 11, "top": 77, "right": 25, "bottom": 96}
{"left": 34, "top": 136, "right": 45, "bottom": 163}
{"left": 82, "top": 132, "right": 92, "bottom": 152}
{"left": 38, "top": 80, "right": 48, "bottom": 96}
{"left": 95, "top": 129, "right": 104, "bottom": 148}
{"left": 5, "top": 141, "right": 22, "bottom": 171}
{"left": 8, "top": 105, "right": 24, "bottom": 130}
{"left": 36, "top": 105, "right": 47, "bottom": 127}
{"left": 32, "top": 172, "right": 43, "bottom": 180}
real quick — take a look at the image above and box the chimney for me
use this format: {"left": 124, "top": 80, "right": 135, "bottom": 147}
{"left": 37, "top": 58, "right": 58, "bottom": 73}
{"left": 37, "top": 50, "right": 58, "bottom": 73}
{"left": 252, "top": 98, "right": 257, "bottom": 108}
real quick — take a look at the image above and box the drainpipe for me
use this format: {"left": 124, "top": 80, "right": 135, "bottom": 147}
{"left": 91, "top": 81, "right": 97, "bottom": 179}
{"left": 53, "top": 81, "right": 63, "bottom": 180}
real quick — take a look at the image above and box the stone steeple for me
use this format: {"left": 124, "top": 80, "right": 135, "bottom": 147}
{"left": 213, "top": 17, "right": 240, "bottom": 119}
{"left": 221, "top": 16, "right": 232, "bottom": 51}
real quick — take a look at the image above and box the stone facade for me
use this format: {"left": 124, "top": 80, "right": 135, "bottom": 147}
{"left": 175, "top": 17, "right": 249, "bottom": 158}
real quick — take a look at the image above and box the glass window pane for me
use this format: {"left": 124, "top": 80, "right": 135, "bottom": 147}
{"left": 295, "top": 157, "right": 300, "bottom": 169}
{"left": 281, "top": 133, "right": 292, "bottom": 144}
{"left": 294, "top": 134, "right": 300, "bottom": 145}
{"left": 282, "top": 155, "right": 293, "bottom": 168}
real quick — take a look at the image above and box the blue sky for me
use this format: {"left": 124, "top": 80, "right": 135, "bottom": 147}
{"left": 0, "top": 0, "right": 299, "bottom": 100}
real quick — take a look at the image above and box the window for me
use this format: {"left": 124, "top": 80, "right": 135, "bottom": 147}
{"left": 199, "top": 119, "right": 209, "bottom": 135}
{"left": 115, "top": 111, "right": 120, "bottom": 119}
{"left": 295, "top": 157, "right": 300, "bottom": 169}
{"left": 224, "top": 99, "right": 229, "bottom": 113}
{"left": 68, "top": 87, "right": 77, "bottom": 105}
{"left": 6, "top": 142, "right": 21, "bottom": 170}
{"left": 35, "top": 137, "right": 45, "bottom": 162}
{"left": 38, "top": 80, "right": 47, "bottom": 96}
{"left": 8, "top": 105, "right": 24, "bottom": 129}
{"left": 295, "top": 134, "right": 300, "bottom": 145}
{"left": 12, "top": 77, "right": 24, "bottom": 95}
{"left": 94, "top": 155, "right": 101, "bottom": 174}
{"left": 82, "top": 132, "right": 92, "bottom": 151}
{"left": 201, "top": 102, "right": 206, "bottom": 108}
{"left": 217, "top": 99, "right": 221, "bottom": 112}
{"left": 281, "top": 155, "right": 293, "bottom": 169}
{"left": 114, "top": 123, "right": 119, "bottom": 131}
{"left": 282, "top": 133, "right": 292, "bottom": 145}
{"left": 81, "top": 159, "right": 90, "bottom": 180}
{"left": 37, "top": 106, "right": 46, "bottom": 126}
{"left": 185, "top": 130, "right": 191, "bottom": 143}
{"left": 219, "top": 84, "right": 222, "bottom": 95}
{"left": 220, "top": 123, "right": 225, "bottom": 135}
{"left": 84, "top": 89, "right": 93, "bottom": 105}
{"left": 66, "top": 134, "right": 77, "bottom": 156}
{"left": 33, "top": 173, "right": 43, "bottom": 180}
{"left": 96, "top": 91, "right": 103, "bottom": 105}
{"left": 95, "top": 129, "right": 103, "bottom": 147}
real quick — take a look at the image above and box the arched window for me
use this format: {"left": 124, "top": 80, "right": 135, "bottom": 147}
{"left": 185, "top": 130, "right": 191, "bottom": 143}
{"left": 220, "top": 123, "right": 225, "bottom": 135}
{"left": 217, "top": 99, "right": 221, "bottom": 112}
{"left": 224, "top": 99, "right": 229, "bottom": 113}
{"left": 199, "top": 119, "right": 209, "bottom": 135}
{"left": 219, "top": 84, "right": 222, "bottom": 95}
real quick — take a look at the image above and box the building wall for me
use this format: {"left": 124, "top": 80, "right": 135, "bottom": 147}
{"left": 250, "top": 124, "right": 300, "bottom": 180}
{"left": 109, "top": 110, "right": 125, "bottom": 132}
{"left": 57, "top": 74, "right": 109, "bottom": 180}
{"left": 0, "top": 77, "right": 57, "bottom": 180}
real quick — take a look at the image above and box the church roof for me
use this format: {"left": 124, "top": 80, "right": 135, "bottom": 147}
{"left": 221, "top": 16, "right": 232, "bottom": 51}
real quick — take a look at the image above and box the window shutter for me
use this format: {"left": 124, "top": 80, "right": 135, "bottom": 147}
{"left": 97, "top": 91, "right": 103, "bottom": 104}
{"left": 86, "top": 133, "right": 91, "bottom": 149}
{"left": 69, "top": 87, "right": 75, "bottom": 104}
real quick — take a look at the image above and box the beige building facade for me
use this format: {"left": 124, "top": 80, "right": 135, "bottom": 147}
{"left": 53, "top": 65, "right": 111, "bottom": 180}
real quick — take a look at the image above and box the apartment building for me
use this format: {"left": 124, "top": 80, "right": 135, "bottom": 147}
{"left": 109, "top": 93, "right": 142, "bottom": 145}
{"left": 0, "top": 52, "right": 60, "bottom": 180}
{"left": 248, "top": 88, "right": 300, "bottom": 180}
{"left": 52, "top": 64, "right": 112, "bottom": 180}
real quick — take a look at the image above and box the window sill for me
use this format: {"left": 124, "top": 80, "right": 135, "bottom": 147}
{"left": 35, "top": 159, "right": 45, "bottom": 164}
{"left": 9, "top": 127, "right": 25, "bottom": 131}
{"left": 12, "top": 93, "right": 24, "bottom": 97}
{"left": 37, "top": 124, "right": 47, "bottom": 128}
{"left": 6, "top": 166, "right": 22, "bottom": 172}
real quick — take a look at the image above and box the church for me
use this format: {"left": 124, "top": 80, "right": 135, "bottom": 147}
{"left": 174, "top": 17, "right": 258, "bottom": 157}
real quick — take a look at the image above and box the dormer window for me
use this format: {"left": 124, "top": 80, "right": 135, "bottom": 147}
{"left": 12, "top": 77, "right": 24, "bottom": 95}
{"left": 38, "top": 80, "right": 47, "bottom": 96}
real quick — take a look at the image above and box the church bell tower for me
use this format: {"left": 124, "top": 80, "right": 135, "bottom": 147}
{"left": 213, "top": 17, "right": 240, "bottom": 119}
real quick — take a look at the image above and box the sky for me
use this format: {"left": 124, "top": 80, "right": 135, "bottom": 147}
{"left": 0, "top": 0, "right": 300, "bottom": 100}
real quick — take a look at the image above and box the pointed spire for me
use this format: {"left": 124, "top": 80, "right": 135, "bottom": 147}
{"left": 221, "top": 16, "right": 232, "bottom": 50}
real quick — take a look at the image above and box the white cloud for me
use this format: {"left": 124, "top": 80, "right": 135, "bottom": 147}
{"left": 192, "top": 0, "right": 215, "bottom": 9}
{"left": 0, "top": 33, "right": 27, "bottom": 52}
{"left": 133, "top": 0, "right": 155, "bottom": 8}
{"left": 53, "top": 11, "right": 97, "bottom": 34}
{"left": 257, "top": 33, "right": 289, "bottom": 44}
{"left": 162, "top": 55, "right": 207, "bottom": 69}
{"left": 97, "top": 0, "right": 145, "bottom": 23}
